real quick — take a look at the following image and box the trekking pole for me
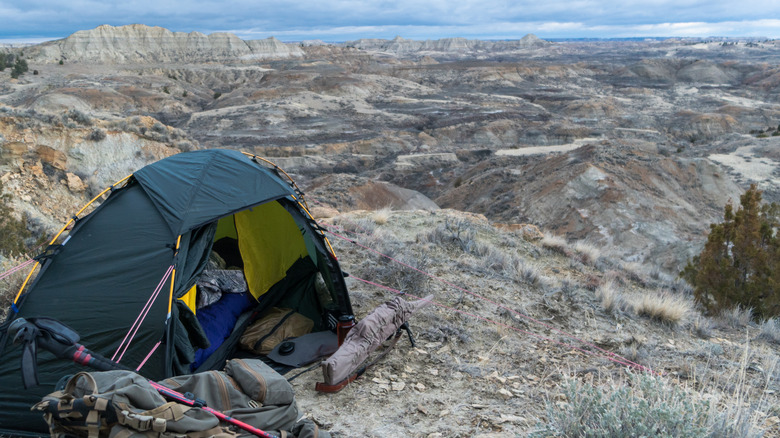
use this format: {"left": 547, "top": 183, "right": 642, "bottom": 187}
{"left": 9, "top": 316, "right": 279, "bottom": 438}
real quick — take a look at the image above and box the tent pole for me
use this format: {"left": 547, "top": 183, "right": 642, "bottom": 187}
{"left": 164, "top": 235, "right": 181, "bottom": 377}
{"left": 11, "top": 174, "right": 133, "bottom": 309}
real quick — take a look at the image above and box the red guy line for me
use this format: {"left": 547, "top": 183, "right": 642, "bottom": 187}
{"left": 112, "top": 265, "right": 173, "bottom": 362}
{"left": 350, "top": 274, "right": 655, "bottom": 374}
{"left": 325, "top": 225, "right": 655, "bottom": 374}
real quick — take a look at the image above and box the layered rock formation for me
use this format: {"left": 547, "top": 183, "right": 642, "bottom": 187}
{"left": 344, "top": 33, "right": 550, "bottom": 55}
{"left": 3, "top": 29, "right": 779, "bottom": 274}
{"left": 434, "top": 141, "right": 743, "bottom": 270}
{"left": 25, "top": 24, "right": 303, "bottom": 64}
{"left": 0, "top": 110, "right": 184, "bottom": 231}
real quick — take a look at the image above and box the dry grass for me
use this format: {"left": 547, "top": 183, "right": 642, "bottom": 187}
{"left": 480, "top": 245, "right": 514, "bottom": 275}
{"left": 718, "top": 305, "right": 755, "bottom": 329}
{"left": 335, "top": 216, "right": 378, "bottom": 236}
{"left": 540, "top": 232, "right": 568, "bottom": 255}
{"left": 595, "top": 279, "right": 624, "bottom": 314}
{"left": 417, "top": 220, "right": 476, "bottom": 252}
{"left": 692, "top": 315, "right": 715, "bottom": 339}
{"left": 618, "top": 343, "right": 650, "bottom": 364}
{"left": 371, "top": 207, "right": 392, "bottom": 225}
{"left": 631, "top": 290, "right": 693, "bottom": 326}
{"left": 619, "top": 260, "right": 648, "bottom": 285}
{"left": 303, "top": 210, "right": 777, "bottom": 436}
{"left": 371, "top": 248, "right": 431, "bottom": 295}
{"left": 757, "top": 318, "right": 780, "bottom": 345}
{"left": 571, "top": 240, "right": 602, "bottom": 266}
{"left": 513, "top": 258, "right": 543, "bottom": 287}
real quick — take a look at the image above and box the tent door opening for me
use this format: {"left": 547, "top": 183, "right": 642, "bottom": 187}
{"left": 179, "top": 199, "right": 342, "bottom": 374}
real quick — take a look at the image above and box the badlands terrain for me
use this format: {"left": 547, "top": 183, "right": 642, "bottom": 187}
{"left": 2, "top": 25, "right": 780, "bottom": 436}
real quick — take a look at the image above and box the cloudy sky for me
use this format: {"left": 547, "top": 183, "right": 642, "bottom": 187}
{"left": 1, "top": 0, "right": 779, "bottom": 43}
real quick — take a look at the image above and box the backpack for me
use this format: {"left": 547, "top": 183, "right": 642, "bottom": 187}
{"left": 33, "top": 359, "right": 328, "bottom": 438}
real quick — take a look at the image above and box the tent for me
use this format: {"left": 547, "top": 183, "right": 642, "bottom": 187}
{"left": 0, "top": 149, "right": 353, "bottom": 435}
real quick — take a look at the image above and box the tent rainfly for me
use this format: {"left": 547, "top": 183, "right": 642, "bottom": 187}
{"left": 0, "top": 149, "right": 353, "bottom": 435}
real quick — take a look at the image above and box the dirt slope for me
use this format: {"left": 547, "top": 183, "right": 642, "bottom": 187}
{"left": 288, "top": 208, "right": 779, "bottom": 437}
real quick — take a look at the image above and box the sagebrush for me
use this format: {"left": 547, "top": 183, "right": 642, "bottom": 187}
{"left": 536, "top": 372, "right": 760, "bottom": 437}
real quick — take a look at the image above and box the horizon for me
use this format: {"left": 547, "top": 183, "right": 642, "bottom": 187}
{"left": 0, "top": 26, "right": 775, "bottom": 47}
{"left": 1, "top": 0, "right": 779, "bottom": 44}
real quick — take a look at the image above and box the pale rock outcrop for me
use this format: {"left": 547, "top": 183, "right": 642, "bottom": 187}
{"left": 28, "top": 24, "right": 303, "bottom": 64}
{"left": 345, "top": 34, "right": 550, "bottom": 55}
{"left": 65, "top": 172, "right": 87, "bottom": 192}
{"left": 349, "top": 180, "right": 439, "bottom": 211}
{"left": 676, "top": 60, "right": 735, "bottom": 84}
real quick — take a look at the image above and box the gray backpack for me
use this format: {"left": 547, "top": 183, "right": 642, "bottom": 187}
{"left": 33, "top": 358, "right": 327, "bottom": 438}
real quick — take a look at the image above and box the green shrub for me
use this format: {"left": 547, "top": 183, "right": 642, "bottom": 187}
{"left": 373, "top": 248, "right": 430, "bottom": 294}
{"left": 151, "top": 121, "right": 166, "bottom": 134}
{"left": 66, "top": 109, "right": 92, "bottom": 126}
{"left": 0, "top": 180, "right": 31, "bottom": 257}
{"left": 0, "top": 254, "right": 31, "bottom": 320}
{"left": 88, "top": 128, "right": 106, "bottom": 141}
{"left": 10, "top": 58, "right": 28, "bottom": 79}
{"left": 680, "top": 184, "right": 780, "bottom": 319}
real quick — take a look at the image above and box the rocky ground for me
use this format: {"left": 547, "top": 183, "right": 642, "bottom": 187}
{"left": 288, "top": 208, "right": 780, "bottom": 437}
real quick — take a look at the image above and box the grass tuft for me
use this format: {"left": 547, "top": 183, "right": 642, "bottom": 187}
{"left": 372, "top": 249, "right": 430, "bottom": 295}
{"left": 692, "top": 315, "right": 714, "bottom": 339}
{"left": 417, "top": 220, "right": 476, "bottom": 252}
{"left": 571, "top": 240, "right": 602, "bottom": 266}
{"left": 513, "top": 258, "right": 542, "bottom": 287}
{"left": 757, "top": 318, "right": 780, "bottom": 345}
{"left": 596, "top": 280, "right": 623, "bottom": 314}
{"left": 371, "top": 207, "right": 392, "bottom": 225}
{"left": 620, "top": 261, "right": 648, "bottom": 286}
{"left": 541, "top": 232, "right": 568, "bottom": 256}
{"left": 632, "top": 290, "right": 692, "bottom": 326}
{"left": 336, "top": 216, "right": 377, "bottom": 236}
{"left": 718, "top": 305, "right": 754, "bottom": 329}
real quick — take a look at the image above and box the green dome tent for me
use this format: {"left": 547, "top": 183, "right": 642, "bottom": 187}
{"left": 0, "top": 149, "right": 353, "bottom": 435}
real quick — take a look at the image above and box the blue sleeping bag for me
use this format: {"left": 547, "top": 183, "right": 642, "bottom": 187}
{"left": 191, "top": 292, "right": 254, "bottom": 370}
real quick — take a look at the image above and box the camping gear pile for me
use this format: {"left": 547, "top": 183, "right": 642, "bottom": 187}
{"left": 9, "top": 316, "right": 319, "bottom": 438}
{"left": 0, "top": 150, "right": 358, "bottom": 436}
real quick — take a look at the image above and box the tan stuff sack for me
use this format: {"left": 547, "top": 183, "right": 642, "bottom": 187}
{"left": 34, "top": 359, "right": 328, "bottom": 438}
{"left": 240, "top": 308, "right": 314, "bottom": 355}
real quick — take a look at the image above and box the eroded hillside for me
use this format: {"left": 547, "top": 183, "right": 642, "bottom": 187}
{"left": 4, "top": 29, "right": 779, "bottom": 273}
{"left": 291, "top": 208, "right": 780, "bottom": 436}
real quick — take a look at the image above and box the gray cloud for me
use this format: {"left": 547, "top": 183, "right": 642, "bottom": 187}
{"left": 0, "top": 0, "right": 778, "bottom": 41}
